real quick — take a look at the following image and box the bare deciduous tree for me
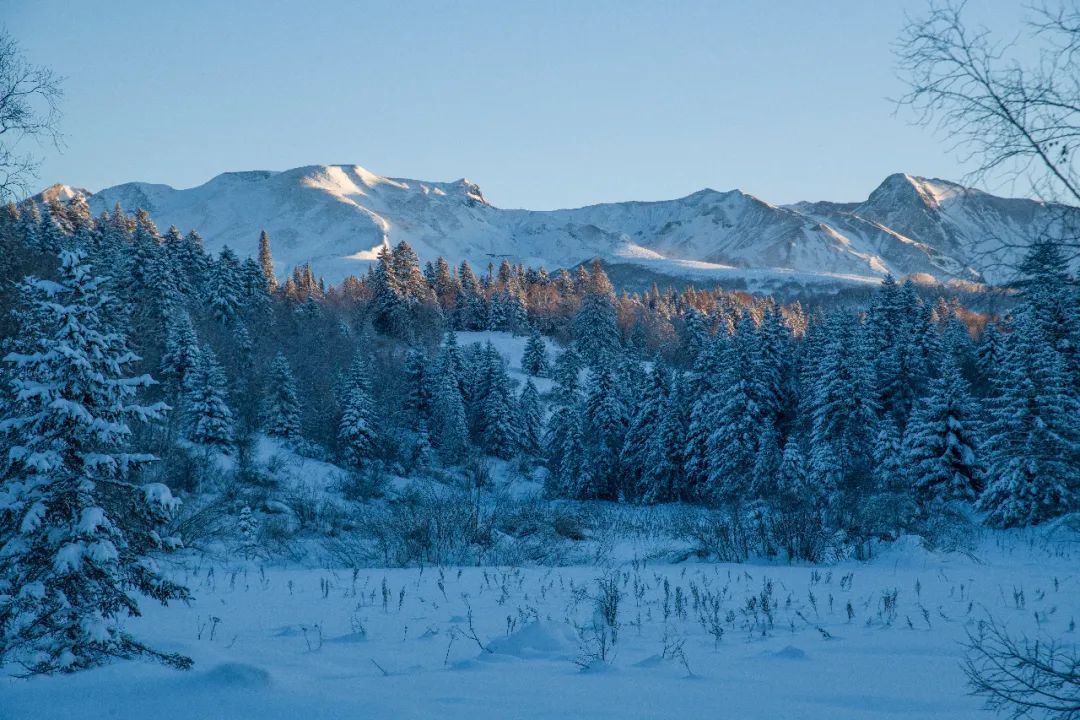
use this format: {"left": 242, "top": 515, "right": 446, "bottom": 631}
{"left": 897, "top": 2, "right": 1080, "bottom": 267}
{"left": 0, "top": 30, "right": 63, "bottom": 201}
{"left": 964, "top": 616, "right": 1080, "bottom": 720}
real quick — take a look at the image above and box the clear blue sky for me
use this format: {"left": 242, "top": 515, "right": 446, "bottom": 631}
{"left": 4, "top": 0, "right": 1030, "bottom": 209}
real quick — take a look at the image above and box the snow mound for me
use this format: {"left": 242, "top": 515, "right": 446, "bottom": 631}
{"left": 201, "top": 663, "right": 272, "bottom": 689}
{"left": 486, "top": 621, "right": 578, "bottom": 660}
{"left": 771, "top": 645, "right": 809, "bottom": 661}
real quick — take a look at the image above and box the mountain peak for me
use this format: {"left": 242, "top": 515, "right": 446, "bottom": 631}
{"left": 867, "top": 173, "right": 970, "bottom": 209}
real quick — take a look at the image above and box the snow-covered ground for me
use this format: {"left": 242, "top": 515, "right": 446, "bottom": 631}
{"left": 3, "top": 532, "right": 1076, "bottom": 719}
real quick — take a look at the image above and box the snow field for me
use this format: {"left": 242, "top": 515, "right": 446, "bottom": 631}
{"left": 3, "top": 533, "right": 1076, "bottom": 720}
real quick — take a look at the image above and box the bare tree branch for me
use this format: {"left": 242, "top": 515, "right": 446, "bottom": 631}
{"left": 0, "top": 29, "right": 63, "bottom": 202}
{"left": 964, "top": 615, "right": 1080, "bottom": 719}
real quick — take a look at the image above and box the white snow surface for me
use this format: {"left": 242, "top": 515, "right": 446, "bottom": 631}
{"left": 2, "top": 531, "right": 1076, "bottom": 719}
{"left": 53, "top": 166, "right": 1076, "bottom": 286}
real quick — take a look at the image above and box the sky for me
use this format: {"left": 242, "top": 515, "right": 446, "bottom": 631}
{"left": 3, "top": 0, "right": 1033, "bottom": 209}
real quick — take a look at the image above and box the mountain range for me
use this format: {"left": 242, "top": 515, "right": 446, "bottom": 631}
{"left": 42, "top": 164, "right": 1077, "bottom": 290}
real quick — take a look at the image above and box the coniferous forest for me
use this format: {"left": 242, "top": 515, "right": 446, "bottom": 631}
{"left": 2, "top": 4, "right": 1080, "bottom": 715}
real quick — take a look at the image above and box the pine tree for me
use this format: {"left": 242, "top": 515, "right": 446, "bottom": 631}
{"left": 402, "top": 348, "right": 430, "bottom": 430}
{"left": 865, "top": 415, "right": 916, "bottom": 538}
{"left": 0, "top": 250, "right": 191, "bottom": 673}
{"left": 979, "top": 311, "right": 1080, "bottom": 526}
{"left": 159, "top": 311, "right": 200, "bottom": 393}
{"left": 683, "top": 335, "right": 728, "bottom": 499}
{"left": 580, "top": 363, "right": 628, "bottom": 499}
{"left": 371, "top": 245, "right": 410, "bottom": 338}
{"left": 644, "top": 374, "right": 689, "bottom": 503}
{"left": 707, "top": 314, "right": 769, "bottom": 504}
{"left": 975, "top": 321, "right": 1006, "bottom": 395}
{"left": 430, "top": 362, "right": 469, "bottom": 463}
{"left": 573, "top": 259, "right": 620, "bottom": 367}
{"left": 473, "top": 345, "right": 518, "bottom": 459}
{"left": 263, "top": 353, "right": 301, "bottom": 441}
{"left": 258, "top": 230, "right": 277, "bottom": 291}
{"left": 905, "top": 356, "right": 984, "bottom": 506}
{"left": 184, "top": 347, "right": 234, "bottom": 451}
{"left": 621, "top": 363, "right": 670, "bottom": 501}
{"left": 208, "top": 247, "right": 242, "bottom": 324}
{"left": 806, "top": 314, "right": 879, "bottom": 531}
{"left": 521, "top": 328, "right": 550, "bottom": 377}
{"left": 770, "top": 438, "right": 828, "bottom": 562}
{"left": 518, "top": 379, "right": 544, "bottom": 457}
{"left": 456, "top": 261, "right": 487, "bottom": 330}
{"left": 544, "top": 346, "right": 585, "bottom": 496}
{"left": 338, "top": 354, "right": 377, "bottom": 468}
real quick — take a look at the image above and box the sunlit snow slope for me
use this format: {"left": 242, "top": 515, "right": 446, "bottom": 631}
{"left": 56, "top": 165, "right": 1076, "bottom": 286}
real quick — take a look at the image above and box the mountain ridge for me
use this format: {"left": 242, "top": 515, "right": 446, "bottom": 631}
{"left": 38, "top": 165, "right": 1077, "bottom": 289}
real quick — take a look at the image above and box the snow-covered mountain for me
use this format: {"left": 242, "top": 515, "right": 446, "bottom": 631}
{"left": 51, "top": 165, "right": 1076, "bottom": 287}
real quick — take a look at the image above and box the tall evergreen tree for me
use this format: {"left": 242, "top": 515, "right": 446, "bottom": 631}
{"left": 518, "top": 379, "right": 544, "bottom": 458}
{"left": 258, "top": 230, "right": 277, "bottom": 291}
{"left": 621, "top": 363, "right": 670, "bottom": 501}
{"left": 579, "top": 363, "right": 628, "bottom": 499}
{"left": 573, "top": 259, "right": 620, "bottom": 367}
{"left": 159, "top": 311, "right": 200, "bottom": 393}
{"left": 707, "top": 314, "right": 769, "bottom": 504}
{"left": 979, "top": 311, "right": 1080, "bottom": 526}
{"left": 905, "top": 356, "right": 984, "bottom": 506}
{"left": 0, "top": 251, "right": 191, "bottom": 673}
{"left": 338, "top": 355, "right": 377, "bottom": 468}
{"left": 402, "top": 348, "right": 430, "bottom": 430}
{"left": 184, "top": 347, "right": 234, "bottom": 451}
{"left": 429, "top": 358, "right": 468, "bottom": 463}
{"left": 521, "top": 327, "right": 550, "bottom": 377}
{"left": 263, "top": 353, "right": 301, "bottom": 441}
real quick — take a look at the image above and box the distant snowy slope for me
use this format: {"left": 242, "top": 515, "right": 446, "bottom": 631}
{"left": 57, "top": 165, "right": 1076, "bottom": 286}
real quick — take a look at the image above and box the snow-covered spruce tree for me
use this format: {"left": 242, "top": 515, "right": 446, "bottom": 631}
{"left": 806, "top": 313, "right": 879, "bottom": 541}
{"left": 0, "top": 250, "right": 191, "bottom": 674}
{"left": 621, "top": 362, "right": 669, "bottom": 502}
{"left": 177, "top": 230, "right": 210, "bottom": 299}
{"left": 371, "top": 245, "right": 411, "bottom": 339}
{"left": 263, "top": 352, "right": 301, "bottom": 441}
{"left": 979, "top": 311, "right": 1080, "bottom": 527}
{"left": 707, "top": 314, "right": 769, "bottom": 505}
{"left": 159, "top": 309, "right": 200, "bottom": 389}
{"left": 769, "top": 438, "right": 828, "bottom": 562}
{"left": 975, "top": 321, "right": 1007, "bottom": 396}
{"left": 429, "top": 360, "right": 469, "bottom": 463}
{"left": 682, "top": 334, "right": 727, "bottom": 499}
{"left": 580, "top": 363, "right": 628, "bottom": 500}
{"left": 904, "top": 355, "right": 984, "bottom": 507}
{"left": 184, "top": 347, "right": 234, "bottom": 451}
{"left": 644, "top": 374, "right": 690, "bottom": 503}
{"left": 338, "top": 354, "right": 377, "bottom": 468}
{"left": 518, "top": 379, "right": 544, "bottom": 458}
{"left": 478, "top": 350, "right": 519, "bottom": 459}
{"left": 402, "top": 348, "right": 430, "bottom": 431}
{"left": 572, "top": 259, "right": 620, "bottom": 368}
{"left": 521, "top": 327, "right": 550, "bottom": 377}
{"left": 1018, "top": 239, "right": 1080, "bottom": 394}
{"left": 544, "top": 346, "right": 585, "bottom": 497}
{"left": 208, "top": 246, "right": 242, "bottom": 324}
{"left": 257, "top": 230, "right": 277, "bottom": 292}
{"left": 456, "top": 261, "right": 488, "bottom": 331}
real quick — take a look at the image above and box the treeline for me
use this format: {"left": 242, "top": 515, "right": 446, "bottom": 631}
{"left": 2, "top": 198, "right": 1079, "bottom": 559}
